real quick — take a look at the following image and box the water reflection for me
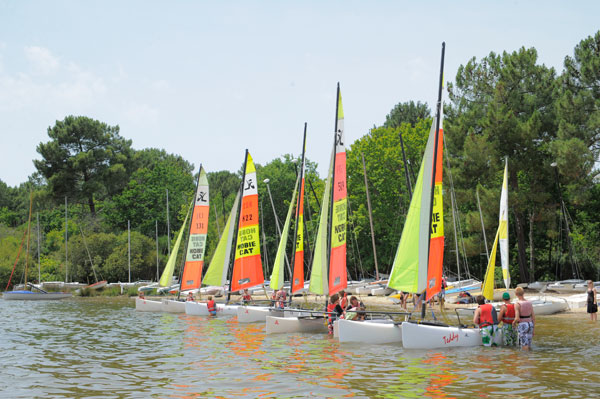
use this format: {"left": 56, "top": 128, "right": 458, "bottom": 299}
{"left": 1, "top": 298, "right": 599, "bottom": 398}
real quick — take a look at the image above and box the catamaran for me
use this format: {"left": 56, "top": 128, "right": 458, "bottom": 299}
{"left": 267, "top": 84, "right": 347, "bottom": 334}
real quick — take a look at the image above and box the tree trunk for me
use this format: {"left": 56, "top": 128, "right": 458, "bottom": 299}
{"left": 88, "top": 194, "right": 96, "bottom": 216}
{"left": 529, "top": 210, "right": 535, "bottom": 283}
{"left": 510, "top": 169, "right": 529, "bottom": 283}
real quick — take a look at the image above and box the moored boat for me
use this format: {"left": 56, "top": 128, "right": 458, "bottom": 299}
{"left": 135, "top": 297, "right": 163, "bottom": 311}
{"left": 337, "top": 319, "right": 402, "bottom": 344}
{"left": 266, "top": 315, "right": 328, "bottom": 334}
{"left": 402, "top": 321, "right": 489, "bottom": 349}
{"left": 3, "top": 290, "right": 72, "bottom": 300}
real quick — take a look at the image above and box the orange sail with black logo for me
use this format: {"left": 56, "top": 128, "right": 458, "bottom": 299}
{"left": 181, "top": 165, "right": 209, "bottom": 291}
{"left": 329, "top": 84, "right": 347, "bottom": 295}
{"left": 230, "top": 151, "right": 264, "bottom": 292}
{"left": 291, "top": 126, "right": 307, "bottom": 294}
{"left": 426, "top": 106, "right": 445, "bottom": 302}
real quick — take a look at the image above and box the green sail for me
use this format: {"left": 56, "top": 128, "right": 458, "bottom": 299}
{"left": 159, "top": 204, "right": 192, "bottom": 287}
{"left": 308, "top": 149, "right": 334, "bottom": 296}
{"left": 202, "top": 191, "right": 240, "bottom": 287}
{"left": 269, "top": 175, "right": 299, "bottom": 291}
{"left": 387, "top": 117, "right": 436, "bottom": 293}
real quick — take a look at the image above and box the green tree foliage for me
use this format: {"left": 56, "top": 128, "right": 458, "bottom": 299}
{"left": 103, "top": 149, "right": 194, "bottom": 237}
{"left": 384, "top": 101, "right": 431, "bottom": 128}
{"left": 102, "top": 231, "right": 156, "bottom": 282}
{"left": 346, "top": 121, "right": 430, "bottom": 278}
{"left": 447, "top": 47, "right": 561, "bottom": 282}
{"left": 34, "top": 116, "right": 134, "bottom": 215}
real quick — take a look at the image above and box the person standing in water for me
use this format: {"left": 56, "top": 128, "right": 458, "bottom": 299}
{"left": 587, "top": 280, "right": 597, "bottom": 321}
{"left": 473, "top": 295, "right": 498, "bottom": 347}
{"left": 498, "top": 292, "right": 517, "bottom": 346}
{"left": 513, "top": 286, "right": 535, "bottom": 350}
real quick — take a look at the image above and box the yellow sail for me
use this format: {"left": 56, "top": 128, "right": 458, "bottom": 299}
{"left": 159, "top": 204, "right": 192, "bottom": 287}
{"left": 482, "top": 229, "right": 500, "bottom": 301}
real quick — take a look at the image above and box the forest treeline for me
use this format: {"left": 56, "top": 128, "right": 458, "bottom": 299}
{"left": 1, "top": 31, "right": 599, "bottom": 290}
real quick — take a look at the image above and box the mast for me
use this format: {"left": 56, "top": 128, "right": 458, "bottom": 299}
{"left": 227, "top": 149, "right": 248, "bottom": 303}
{"left": 361, "top": 152, "right": 379, "bottom": 280}
{"left": 80, "top": 226, "right": 98, "bottom": 283}
{"left": 166, "top": 188, "right": 171, "bottom": 256}
{"left": 423, "top": 42, "right": 445, "bottom": 316}
{"left": 37, "top": 211, "right": 41, "bottom": 284}
{"left": 156, "top": 220, "right": 160, "bottom": 282}
{"left": 265, "top": 179, "right": 292, "bottom": 279}
{"left": 476, "top": 187, "right": 490, "bottom": 262}
{"left": 398, "top": 131, "right": 413, "bottom": 199}
{"left": 448, "top": 161, "right": 461, "bottom": 281}
{"left": 128, "top": 220, "right": 131, "bottom": 283}
{"left": 24, "top": 191, "right": 33, "bottom": 286}
{"left": 290, "top": 123, "right": 307, "bottom": 296}
{"left": 65, "top": 196, "right": 68, "bottom": 283}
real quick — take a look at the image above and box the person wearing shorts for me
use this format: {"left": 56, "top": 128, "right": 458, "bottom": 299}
{"left": 586, "top": 280, "right": 597, "bottom": 321}
{"left": 513, "top": 286, "right": 535, "bottom": 350}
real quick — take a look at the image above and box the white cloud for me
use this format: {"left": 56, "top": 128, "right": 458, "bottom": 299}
{"left": 124, "top": 102, "right": 159, "bottom": 126}
{"left": 24, "top": 46, "right": 59, "bottom": 75}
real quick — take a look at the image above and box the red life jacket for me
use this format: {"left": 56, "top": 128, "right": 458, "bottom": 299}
{"left": 340, "top": 295, "right": 348, "bottom": 309}
{"left": 501, "top": 303, "right": 515, "bottom": 324}
{"left": 327, "top": 303, "right": 336, "bottom": 323}
{"left": 242, "top": 293, "right": 251, "bottom": 301}
{"left": 207, "top": 300, "right": 216, "bottom": 313}
{"left": 478, "top": 303, "right": 494, "bottom": 327}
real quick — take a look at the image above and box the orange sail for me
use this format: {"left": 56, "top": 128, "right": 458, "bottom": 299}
{"left": 181, "top": 165, "right": 209, "bottom": 291}
{"left": 231, "top": 151, "right": 264, "bottom": 292}
{"left": 425, "top": 106, "right": 445, "bottom": 302}
{"left": 291, "top": 177, "right": 305, "bottom": 293}
{"left": 329, "top": 85, "right": 347, "bottom": 295}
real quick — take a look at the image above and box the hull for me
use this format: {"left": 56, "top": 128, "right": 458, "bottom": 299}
{"left": 86, "top": 281, "right": 108, "bottom": 290}
{"left": 529, "top": 297, "right": 569, "bottom": 315}
{"left": 402, "top": 322, "right": 485, "bottom": 349}
{"left": 445, "top": 282, "right": 482, "bottom": 298}
{"left": 216, "top": 303, "right": 239, "bottom": 315}
{"left": 2, "top": 291, "right": 72, "bottom": 300}
{"left": 237, "top": 306, "right": 283, "bottom": 322}
{"left": 266, "top": 316, "right": 328, "bottom": 334}
{"left": 135, "top": 297, "right": 163, "bottom": 312}
{"left": 185, "top": 301, "right": 209, "bottom": 316}
{"left": 337, "top": 319, "right": 402, "bottom": 344}
{"left": 161, "top": 299, "right": 186, "bottom": 313}
{"left": 371, "top": 287, "right": 394, "bottom": 296}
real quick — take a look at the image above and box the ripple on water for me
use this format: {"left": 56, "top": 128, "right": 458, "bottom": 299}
{"left": 1, "top": 298, "right": 599, "bottom": 398}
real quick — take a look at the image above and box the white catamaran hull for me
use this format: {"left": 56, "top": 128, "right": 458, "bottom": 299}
{"left": 161, "top": 299, "right": 186, "bottom": 313}
{"left": 266, "top": 315, "right": 328, "bottom": 334}
{"left": 185, "top": 301, "right": 209, "bottom": 315}
{"left": 401, "top": 322, "right": 503, "bottom": 349}
{"left": 337, "top": 319, "right": 402, "bottom": 344}
{"left": 135, "top": 297, "right": 163, "bottom": 312}
{"left": 237, "top": 306, "right": 283, "bottom": 322}
{"left": 2, "top": 291, "right": 72, "bottom": 300}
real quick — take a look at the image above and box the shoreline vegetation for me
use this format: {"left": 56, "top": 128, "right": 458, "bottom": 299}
{"left": 2, "top": 31, "right": 600, "bottom": 291}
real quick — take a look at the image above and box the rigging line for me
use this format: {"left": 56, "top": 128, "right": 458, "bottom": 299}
{"left": 346, "top": 197, "right": 364, "bottom": 281}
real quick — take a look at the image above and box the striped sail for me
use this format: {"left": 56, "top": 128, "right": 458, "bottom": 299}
{"left": 159, "top": 205, "right": 192, "bottom": 287}
{"left": 270, "top": 175, "right": 299, "bottom": 291}
{"left": 387, "top": 117, "right": 436, "bottom": 293}
{"left": 181, "top": 166, "right": 209, "bottom": 291}
{"left": 202, "top": 191, "right": 240, "bottom": 287}
{"left": 482, "top": 229, "right": 500, "bottom": 300}
{"left": 308, "top": 149, "right": 334, "bottom": 296}
{"left": 499, "top": 159, "right": 510, "bottom": 288}
{"left": 231, "top": 151, "right": 264, "bottom": 292}
{"left": 426, "top": 105, "right": 445, "bottom": 302}
{"left": 329, "top": 85, "right": 347, "bottom": 296}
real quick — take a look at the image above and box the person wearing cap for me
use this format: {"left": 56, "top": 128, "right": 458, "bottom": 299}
{"left": 513, "top": 286, "right": 535, "bottom": 350}
{"left": 498, "top": 292, "right": 517, "bottom": 346}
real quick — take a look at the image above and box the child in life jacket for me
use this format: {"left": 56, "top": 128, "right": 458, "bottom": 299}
{"left": 473, "top": 295, "right": 498, "bottom": 347}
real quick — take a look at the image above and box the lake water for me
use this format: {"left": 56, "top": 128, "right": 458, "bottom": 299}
{"left": 1, "top": 297, "right": 599, "bottom": 398}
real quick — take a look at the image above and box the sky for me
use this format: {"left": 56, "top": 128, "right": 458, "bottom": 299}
{"left": 0, "top": 1, "right": 599, "bottom": 187}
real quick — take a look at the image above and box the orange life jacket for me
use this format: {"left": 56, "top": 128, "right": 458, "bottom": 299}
{"left": 327, "top": 303, "right": 336, "bottom": 323}
{"left": 207, "top": 300, "right": 216, "bottom": 313}
{"left": 478, "top": 303, "right": 494, "bottom": 327}
{"left": 501, "top": 303, "right": 515, "bottom": 324}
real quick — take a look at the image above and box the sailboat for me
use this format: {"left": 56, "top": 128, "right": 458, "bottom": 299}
{"left": 337, "top": 44, "right": 447, "bottom": 345}
{"left": 266, "top": 85, "right": 347, "bottom": 334}
{"left": 161, "top": 165, "right": 211, "bottom": 313}
{"left": 3, "top": 193, "right": 72, "bottom": 300}
{"left": 241, "top": 125, "right": 309, "bottom": 324}
{"left": 136, "top": 199, "right": 192, "bottom": 311}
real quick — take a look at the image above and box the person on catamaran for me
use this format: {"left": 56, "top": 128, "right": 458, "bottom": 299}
{"left": 275, "top": 288, "right": 287, "bottom": 309}
{"left": 241, "top": 289, "right": 252, "bottom": 304}
{"left": 326, "top": 294, "right": 344, "bottom": 334}
{"left": 473, "top": 295, "right": 498, "bottom": 347}
{"left": 138, "top": 291, "right": 145, "bottom": 299}
{"left": 498, "top": 292, "right": 517, "bottom": 346}
{"left": 586, "top": 280, "right": 597, "bottom": 321}
{"left": 513, "top": 286, "right": 535, "bottom": 350}
{"left": 186, "top": 292, "right": 195, "bottom": 302}
{"left": 206, "top": 295, "right": 217, "bottom": 316}
{"left": 343, "top": 296, "right": 366, "bottom": 321}
{"left": 438, "top": 277, "right": 447, "bottom": 310}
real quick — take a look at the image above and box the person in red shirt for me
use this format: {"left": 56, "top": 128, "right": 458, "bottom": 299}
{"left": 473, "top": 295, "right": 498, "bottom": 346}
{"left": 206, "top": 295, "right": 217, "bottom": 316}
